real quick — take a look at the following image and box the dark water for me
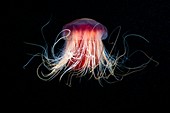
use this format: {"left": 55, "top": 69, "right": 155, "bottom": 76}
{"left": 4, "top": 0, "right": 170, "bottom": 112}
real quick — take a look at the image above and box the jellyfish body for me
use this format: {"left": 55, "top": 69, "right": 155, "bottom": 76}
{"left": 45, "top": 18, "right": 112, "bottom": 84}
{"left": 61, "top": 18, "right": 108, "bottom": 70}
{"left": 25, "top": 18, "right": 158, "bottom": 86}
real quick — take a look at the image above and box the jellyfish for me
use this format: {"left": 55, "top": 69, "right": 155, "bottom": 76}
{"left": 24, "top": 18, "right": 158, "bottom": 86}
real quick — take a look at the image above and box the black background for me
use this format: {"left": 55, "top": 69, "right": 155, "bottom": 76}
{"left": 4, "top": 0, "right": 170, "bottom": 112}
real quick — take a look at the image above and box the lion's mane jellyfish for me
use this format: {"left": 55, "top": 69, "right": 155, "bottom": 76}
{"left": 24, "top": 18, "right": 158, "bottom": 86}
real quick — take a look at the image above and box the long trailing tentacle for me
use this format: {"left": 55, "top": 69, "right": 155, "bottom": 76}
{"left": 97, "top": 31, "right": 159, "bottom": 85}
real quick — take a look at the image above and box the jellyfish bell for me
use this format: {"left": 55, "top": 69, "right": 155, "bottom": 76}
{"left": 62, "top": 18, "right": 108, "bottom": 40}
